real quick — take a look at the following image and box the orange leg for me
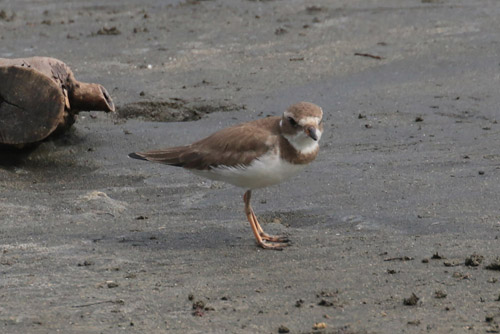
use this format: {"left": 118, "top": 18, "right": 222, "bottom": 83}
{"left": 243, "top": 190, "right": 289, "bottom": 250}
{"left": 250, "top": 210, "right": 289, "bottom": 243}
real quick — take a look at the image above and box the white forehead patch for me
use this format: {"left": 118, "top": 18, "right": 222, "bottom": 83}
{"left": 298, "top": 116, "right": 320, "bottom": 127}
{"left": 283, "top": 111, "right": 321, "bottom": 126}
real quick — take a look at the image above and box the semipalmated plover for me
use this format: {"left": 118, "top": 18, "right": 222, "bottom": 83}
{"left": 129, "top": 102, "right": 323, "bottom": 250}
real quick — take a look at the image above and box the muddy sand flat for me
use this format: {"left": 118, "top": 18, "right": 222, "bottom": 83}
{"left": 1, "top": 1, "right": 500, "bottom": 333}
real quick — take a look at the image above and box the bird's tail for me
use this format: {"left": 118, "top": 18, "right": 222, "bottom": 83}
{"left": 128, "top": 147, "right": 190, "bottom": 167}
{"left": 128, "top": 152, "right": 148, "bottom": 161}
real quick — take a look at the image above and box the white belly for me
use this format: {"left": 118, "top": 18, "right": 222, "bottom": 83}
{"left": 191, "top": 151, "right": 306, "bottom": 189}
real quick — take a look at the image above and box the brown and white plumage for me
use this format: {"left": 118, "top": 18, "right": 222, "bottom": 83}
{"left": 129, "top": 101, "right": 324, "bottom": 249}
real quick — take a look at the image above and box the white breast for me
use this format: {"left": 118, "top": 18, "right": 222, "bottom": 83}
{"left": 191, "top": 150, "right": 306, "bottom": 189}
{"left": 282, "top": 131, "right": 321, "bottom": 155}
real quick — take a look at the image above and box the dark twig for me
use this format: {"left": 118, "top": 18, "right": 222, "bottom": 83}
{"left": 71, "top": 299, "right": 123, "bottom": 308}
{"left": 384, "top": 256, "right": 414, "bottom": 262}
{"left": 354, "top": 52, "right": 383, "bottom": 60}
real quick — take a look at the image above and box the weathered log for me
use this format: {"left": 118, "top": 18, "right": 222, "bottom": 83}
{"left": 0, "top": 57, "right": 114, "bottom": 147}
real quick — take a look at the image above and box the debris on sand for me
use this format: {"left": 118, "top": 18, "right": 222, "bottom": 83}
{"left": 318, "top": 299, "right": 335, "bottom": 307}
{"left": 403, "top": 293, "right": 419, "bottom": 306}
{"left": 434, "top": 290, "right": 447, "bottom": 299}
{"left": 316, "top": 290, "right": 340, "bottom": 308}
{"left": 278, "top": 325, "right": 290, "bottom": 333}
{"left": 96, "top": 26, "right": 121, "bottom": 35}
{"left": 106, "top": 281, "right": 119, "bottom": 288}
{"left": 485, "top": 257, "right": 500, "bottom": 271}
{"left": 383, "top": 256, "right": 414, "bottom": 262}
{"left": 431, "top": 252, "right": 445, "bottom": 260}
{"left": 192, "top": 300, "right": 205, "bottom": 317}
{"left": 192, "top": 300, "right": 205, "bottom": 309}
{"left": 452, "top": 272, "right": 471, "bottom": 279}
{"left": 317, "top": 290, "right": 338, "bottom": 298}
{"left": 0, "top": 9, "right": 15, "bottom": 21}
{"left": 295, "top": 299, "right": 304, "bottom": 307}
{"left": 275, "top": 27, "right": 288, "bottom": 35}
{"left": 465, "top": 253, "right": 484, "bottom": 267}
{"left": 443, "top": 260, "right": 461, "bottom": 267}
{"left": 354, "top": 52, "right": 383, "bottom": 60}
{"left": 77, "top": 260, "right": 93, "bottom": 267}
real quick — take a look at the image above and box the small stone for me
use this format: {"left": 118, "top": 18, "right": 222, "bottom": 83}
{"left": 313, "top": 322, "right": 327, "bottom": 330}
{"left": 278, "top": 325, "right": 290, "bottom": 333}
{"left": 415, "top": 116, "right": 424, "bottom": 122}
{"left": 107, "top": 281, "right": 119, "bottom": 288}
{"left": 421, "top": 258, "right": 429, "bottom": 263}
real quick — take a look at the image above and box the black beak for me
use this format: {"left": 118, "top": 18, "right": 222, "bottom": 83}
{"left": 306, "top": 127, "right": 318, "bottom": 141}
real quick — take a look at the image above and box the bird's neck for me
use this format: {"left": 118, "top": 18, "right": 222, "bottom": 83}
{"left": 279, "top": 135, "right": 319, "bottom": 165}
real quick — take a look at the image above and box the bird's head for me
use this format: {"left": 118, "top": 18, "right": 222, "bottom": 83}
{"left": 280, "top": 102, "right": 323, "bottom": 153}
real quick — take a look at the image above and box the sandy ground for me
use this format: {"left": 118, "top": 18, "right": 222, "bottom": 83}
{"left": 2, "top": 0, "right": 500, "bottom": 333}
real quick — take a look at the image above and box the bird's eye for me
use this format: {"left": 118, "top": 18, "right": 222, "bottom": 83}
{"left": 288, "top": 117, "right": 298, "bottom": 127}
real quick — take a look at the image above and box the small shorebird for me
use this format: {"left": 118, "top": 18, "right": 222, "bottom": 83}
{"left": 129, "top": 102, "right": 324, "bottom": 250}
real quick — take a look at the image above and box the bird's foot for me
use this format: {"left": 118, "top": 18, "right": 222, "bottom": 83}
{"left": 260, "top": 233, "right": 289, "bottom": 243}
{"left": 257, "top": 240, "right": 290, "bottom": 251}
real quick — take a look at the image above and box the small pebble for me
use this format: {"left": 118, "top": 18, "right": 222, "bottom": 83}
{"left": 107, "top": 281, "right": 119, "bottom": 288}
{"left": 313, "top": 322, "right": 327, "bottom": 330}
{"left": 278, "top": 325, "right": 290, "bottom": 333}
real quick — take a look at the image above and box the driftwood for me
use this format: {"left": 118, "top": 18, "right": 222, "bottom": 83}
{"left": 0, "top": 57, "right": 114, "bottom": 147}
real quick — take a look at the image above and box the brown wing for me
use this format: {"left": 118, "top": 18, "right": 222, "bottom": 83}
{"left": 130, "top": 117, "right": 281, "bottom": 170}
